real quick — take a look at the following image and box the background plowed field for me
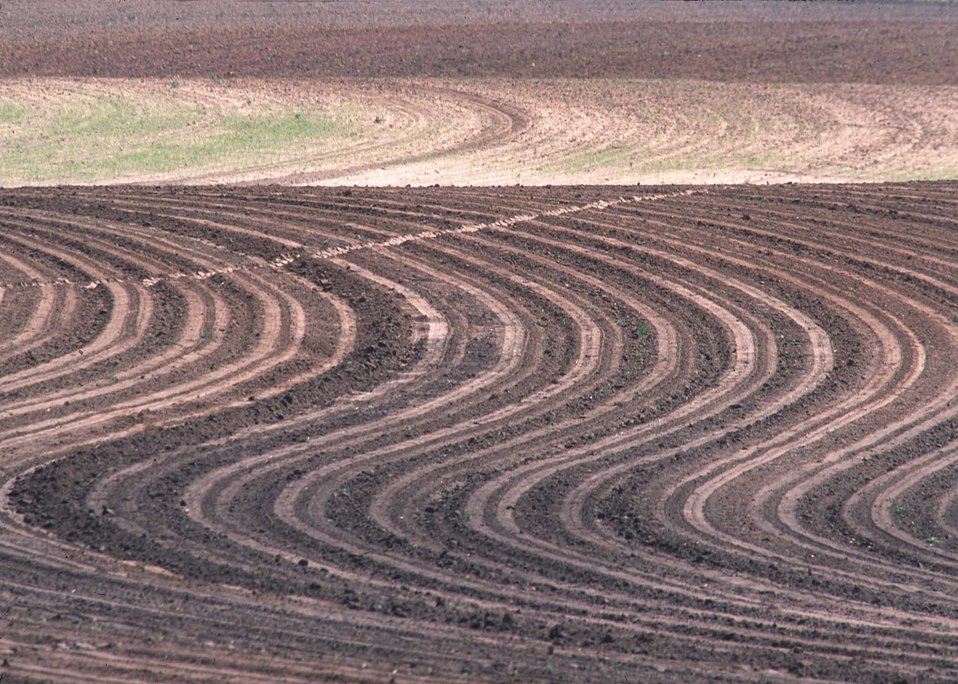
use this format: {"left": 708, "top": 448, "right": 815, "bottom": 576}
{"left": 4, "top": 1, "right": 957, "bottom": 85}
{"left": 3, "top": 2, "right": 958, "bottom": 682}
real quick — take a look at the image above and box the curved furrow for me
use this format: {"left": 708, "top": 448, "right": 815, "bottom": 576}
{"left": 0, "top": 239, "right": 277, "bottom": 456}
{"left": 191, "top": 246, "right": 549, "bottom": 571}
{"left": 0, "top": 246, "right": 64, "bottom": 344}
{"left": 279, "top": 243, "right": 611, "bottom": 555}
{"left": 4, "top": 184, "right": 958, "bottom": 681}
{"left": 548, "top": 194, "right": 958, "bottom": 640}
{"left": 444, "top": 192, "right": 958, "bottom": 656}
{"left": 270, "top": 204, "right": 892, "bottom": 664}
{"left": 568, "top": 199, "right": 958, "bottom": 588}
{"left": 448, "top": 228, "right": 834, "bottom": 602}
{"left": 368, "top": 238, "right": 683, "bottom": 550}
{"left": 0, "top": 194, "right": 368, "bottom": 460}
{"left": 182, "top": 244, "right": 892, "bottom": 668}
{"left": 0, "top": 225, "right": 125, "bottom": 390}
{"left": 90, "top": 256, "right": 459, "bottom": 578}
{"left": 0, "top": 213, "right": 222, "bottom": 406}
{"left": 52, "top": 196, "right": 768, "bottom": 664}
{"left": 631, "top": 193, "right": 958, "bottom": 577}
{"left": 376, "top": 199, "right": 958, "bottom": 668}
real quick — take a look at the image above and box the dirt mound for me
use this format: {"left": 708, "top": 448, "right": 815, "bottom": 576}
{"left": 1, "top": 183, "right": 957, "bottom": 681}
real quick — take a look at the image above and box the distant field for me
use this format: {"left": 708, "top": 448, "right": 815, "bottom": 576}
{"left": 0, "top": 80, "right": 374, "bottom": 184}
{"left": 4, "top": 3, "right": 957, "bottom": 86}
{"left": 1, "top": 78, "right": 956, "bottom": 186}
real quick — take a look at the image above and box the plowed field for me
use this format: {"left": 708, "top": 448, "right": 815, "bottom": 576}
{"left": 1, "top": 183, "right": 957, "bottom": 681}
{"left": 4, "top": 1, "right": 958, "bottom": 681}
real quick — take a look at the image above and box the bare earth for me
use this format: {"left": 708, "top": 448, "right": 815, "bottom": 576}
{"left": 2, "top": 2, "right": 958, "bottom": 683}
{"left": 4, "top": 77, "right": 956, "bottom": 187}
{"left": 3, "top": 183, "right": 958, "bottom": 682}
{"left": 3, "top": 1, "right": 957, "bottom": 85}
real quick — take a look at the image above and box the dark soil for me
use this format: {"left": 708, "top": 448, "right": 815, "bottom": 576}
{"left": 1, "top": 2, "right": 957, "bottom": 84}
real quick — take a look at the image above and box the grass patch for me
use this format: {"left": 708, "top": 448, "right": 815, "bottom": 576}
{"left": 551, "top": 145, "right": 633, "bottom": 173}
{"left": 885, "top": 165, "right": 958, "bottom": 182}
{"left": 0, "top": 84, "right": 352, "bottom": 184}
{"left": 0, "top": 100, "right": 28, "bottom": 124}
{"left": 98, "top": 110, "right": 342, "bottom": 176}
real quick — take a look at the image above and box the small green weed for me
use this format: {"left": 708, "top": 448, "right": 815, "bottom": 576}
{"left": 913, "top": 525, "right": 941, "bottom": 545}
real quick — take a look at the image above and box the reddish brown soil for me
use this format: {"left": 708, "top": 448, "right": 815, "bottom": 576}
{"left": 2, "top": 1, "right": 957, "bottom": 84}
{"left": 1, "top": 183, "right": 957, "bottom": 681}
